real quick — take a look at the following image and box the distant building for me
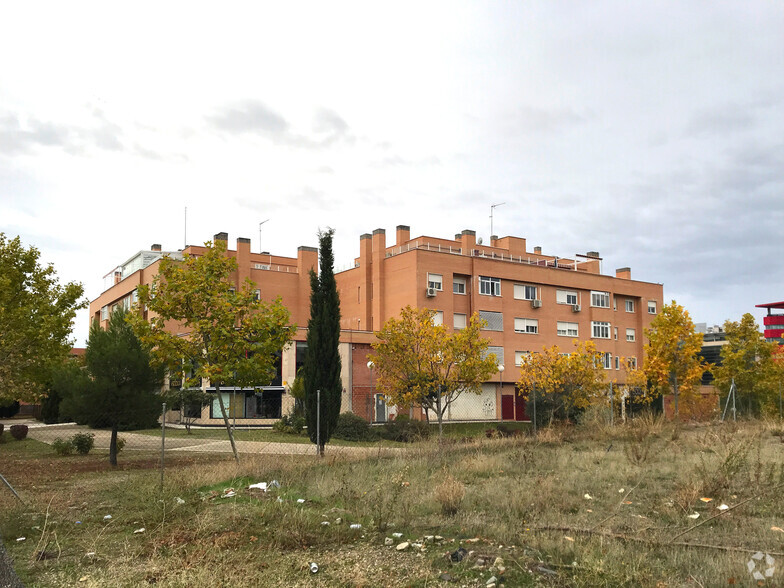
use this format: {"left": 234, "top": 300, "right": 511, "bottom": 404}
{"left": 755, "top": 301, "right": 784, "bottom": 343}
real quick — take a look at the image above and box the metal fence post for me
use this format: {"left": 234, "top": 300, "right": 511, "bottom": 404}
{"left": 160, "top": 402, "right": 166, "bottom": 490}
{"left": 316, "top": 389, "right": 321, "bottom": 456}
{"left": 609, "top": 383, "right": 614, "bottom": 427}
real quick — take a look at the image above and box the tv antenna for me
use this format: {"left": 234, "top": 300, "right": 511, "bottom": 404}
{"left": 490, "top": 202, "right": 505, "bottom": 239}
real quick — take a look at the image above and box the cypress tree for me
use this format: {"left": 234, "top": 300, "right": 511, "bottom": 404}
{"left": 304, "top": 228, "right": 342, "bottom": 456}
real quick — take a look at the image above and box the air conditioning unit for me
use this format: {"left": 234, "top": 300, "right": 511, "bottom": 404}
{"left": 572, "top": 304, "right": 581, "bottom": 312}
{"left": 426, "top": 287, "right": 437, "bottom": 297}
{"left": 531, "top": 299, "right": 542, "bottom": 308}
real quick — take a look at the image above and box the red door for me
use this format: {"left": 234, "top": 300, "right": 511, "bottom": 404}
{"left": 514, "top": 387, "right": 527, "bottom": 421}
{"left": 501, "top": 395, "right": 515, "bottom": 420}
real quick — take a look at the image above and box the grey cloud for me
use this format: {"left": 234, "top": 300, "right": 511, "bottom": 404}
{"left": 685, "top": 104, "right": 755, "bottom": 137}
{"left": 208, "top": 101, "right": 355, "bottom": 149}
{"left": 208, "top": 100, "right": 290, "bottom": 137}
{"left": 0, "top": 113, "right": 70, "bottom": 154}
{"left": 504, "top": 105, "right": 586, "bottom": 135}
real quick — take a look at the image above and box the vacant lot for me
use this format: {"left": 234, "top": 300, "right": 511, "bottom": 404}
{"left": 2, "top": 417, "right": 783, "bottom": 587}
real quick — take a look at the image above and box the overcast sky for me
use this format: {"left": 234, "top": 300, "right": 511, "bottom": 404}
{"left": 2, "top": 2, "right": 783, "bottom": 346}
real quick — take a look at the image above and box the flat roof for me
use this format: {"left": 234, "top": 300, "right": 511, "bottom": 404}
{"left": 756, "top": 301, "right": 784, "bottom": 309}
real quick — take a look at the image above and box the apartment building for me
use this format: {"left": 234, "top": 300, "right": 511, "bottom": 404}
{"left": 336, "top": 225, "right": 663, "bottom": 422}
{"left": 90, "top": 225, "right": 663, "bottom": 425}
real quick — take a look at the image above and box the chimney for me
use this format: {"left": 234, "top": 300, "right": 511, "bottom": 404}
{"left": 587, "top": 251, "right": 600, "bottom": 258}
{"left": 214, "top": 232, "right": 228, "bottom": 243}
{"left": 151, "top": 244, "right": 161, "bottom": 252}
{"left": 395, "top": 225, "right": 410, "bottom": 247}
{"left": 615, "top": 267, "right": 631, "bottom": 280}
{"left": 114, "top": 270, "right": 122, "bottom": 285}
{"left": 459, "top": 229, "right": 476, "bottom": 253}
{"left": 534, "top": 246, "right": 542, "bottom": 254}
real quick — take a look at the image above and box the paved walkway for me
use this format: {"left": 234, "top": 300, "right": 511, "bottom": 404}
{"left": 5, "top": 420, "right": 401, "bottom": 458}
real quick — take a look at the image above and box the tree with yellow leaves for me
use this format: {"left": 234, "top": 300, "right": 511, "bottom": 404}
{"left": 369, "top": 306, "right": 498, "bottom": 438}
{"left": 642, "top": 301, "right": 708, "bottom": 419}
{"left": 516, "top": 340, "right": 607, "bottom": 425}
{"left": 129, "top": 239, "right": 295, "bottom": 463}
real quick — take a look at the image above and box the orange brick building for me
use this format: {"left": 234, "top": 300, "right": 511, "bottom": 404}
{"left": 89, "top": 225, "right": 663, "bottom": 425}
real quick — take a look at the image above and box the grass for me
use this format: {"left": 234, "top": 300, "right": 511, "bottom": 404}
{"left": 2, "top": 417, "right": 784, "bottom": 586}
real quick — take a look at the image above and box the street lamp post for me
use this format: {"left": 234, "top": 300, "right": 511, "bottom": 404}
{"left": 498, "top": 364, "right": 505, "bottom": 418}
{"left": 367, "top": 360, "right": 374, "bottom": 422}
{"left": 259, "top": 219, "right": 270, "bottom": 253}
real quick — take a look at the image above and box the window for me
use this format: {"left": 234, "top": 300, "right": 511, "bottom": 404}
{"left": 515, "top": 351, "right": 530, "bottom": 366}
{"left": 453, "top": 313, "right": 467, "bottom": 330}
{"left": 453, "top": 276, "right": 466, "bottom": 295}
{"left": 615, "top": 356, "right": 620, "bottom": 370}
{"left": 591, "top": 291, "right": 610, "bottom": 308}
{"left": 602, "top": 352, "right": 612, "bottom": 369}
{"left": 253, "top": 289, "right": 261, "bottom": 301}
{"left": 514, "top": 318, "right": 538, "bottom": 334}
{"left": 627, "top": 357, "right": 637, "bottom": 369}
{"left": 614, "top": 327, "right": 618, "bottom": 340}
{"left": 428, "top": 273, "right": 443, "bottom": 291}
{"left": 592, "top": 321, "right": 611, "bottom": 339}
{"left": 131, "top": 290, "right": 138, "bottom": 304}
{"left": 625, "top": 299, "right": 634, "bottom": 313}
{"left": 626, "top": 328, "right": 636, "bottom": 342}
{"left": 557, "top": 321, "right": 579, "bottom": 337}
{"left": 479, "top": 310, "right": 503, "bottom": 331}
{"left": 432, "top": 311, "right": 444, "bottom": 326}
{"left": 556, "top": 289, "right": 578, "bottom": 305}
{"left": 479, "top": 276, "right": 501, "bottom": 296}
{"left": 514, "top": 284, "right": 537, "bottom": 301}
{"left": 648, "top": 301, "right": 657, "bottom": 314}
{"left": 101, "top": 306, "right": 108, "bottom": 320}
{"left": 229, "top": 288, "right": 235, "bottom": 295}
{"left": 484, "top": 346, "right": 504, "bottom": 366}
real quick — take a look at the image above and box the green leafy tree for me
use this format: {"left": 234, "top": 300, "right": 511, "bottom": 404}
{"left": 713, "top": 313, "right": 780, "bottom": 416}
{"left": 40, "top": 357, "right": 88, "bottom": 424}
{"left": 642, "top": 301, "right": 708, "bottom": 419}
{"left": 61, "top": 309, "right": 163, "bottom": 465}
{"left": 303, "top": 229, "right": 342, "bottom": 456}
{"left": 0, "top": 233, "right": 85, "bottom": 403}
{"left": 370, "top": 307, "right": 497, "bottom": 438}
{"left": 517, "top": 340, "right": 608, "bottom": 425}
{"left": 130, "top": 239, "right": 295, "bottom": 463}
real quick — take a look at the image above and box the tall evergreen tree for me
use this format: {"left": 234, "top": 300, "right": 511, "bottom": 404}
{"left": 304, "top": 229, "right": 342, "bottom": 456}
{"left": 62, "top": 309, "right": 163, "bottom": 465}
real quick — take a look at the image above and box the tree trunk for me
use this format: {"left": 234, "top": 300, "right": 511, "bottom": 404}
{"left": 215, "top": 385, "right": 240, "bottom": 464}
{"left": 673, "top": 376, "right": 679, "bottom": 421}
{"left": 109, "top": 426, "right": 118, "bottom": 467}
{"left": 436, "top": 393, "right": 443, "bottom": 440}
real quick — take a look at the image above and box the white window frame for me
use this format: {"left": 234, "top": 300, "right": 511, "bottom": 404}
{"left": 453, "top": 313, "right": 467, "bottom": 330}
{"left": 428, "top": 273, "right": 443, "bottom": 291}
{"left": 626, "top": 328, "right": 636, "bottom": 342}
{"left": 479, "top": 276, "right": 501, "bottom": 297}
{"left": 514, "top": 317, "right": 539, "bottom": 334}
{"left": 556, "top": 289, "right": 578, "bottom": 305}
{"left": 615, "top": 356, "right": 620, "bottom": 370}
{"left": 101, "top": 306, "right": 108, "bottom": 321}
{"left": 603, "top": 352, "right": 612, "bottom": 370}
{"left": 557, "top": 321, "right": 579, "bottom": 337}
{"left": 514, "top": 284, "right": 537, "bottom": 301}
{"left": 253, "top": 289, "right": 261, "bottom": 301}
{"left": 432, "top": 310, "right": 444, "bottom": 326}
{"left": 479, "top": 310, "right": 504, "bottom": 331}
{"left": 648, "top": 301, "right": 657, "bottom": 314}
{"left": 625, "top": 299, "right": 634, "bottom": 313}
{"left": 452, "top": 276, "right": 466, "bottom": 295}
{"left": 592, "top": 321, "right": 611, "bottom": 339}
{"left": 131, "top": 290, "right": 138, "bottom": 304}
{"left": 591, "top": 291, "right": 610, "bottom": 308}
{"left": 614, "top": 327, "right": 618, "bottom": 340}
{"left": 514, "top": 351, "right": 530, "bottom": 366}
{"left": 627, "top": 357, "right": 637, "bottom": 370}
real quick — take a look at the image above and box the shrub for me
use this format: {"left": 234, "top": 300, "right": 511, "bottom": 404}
{"left": 71, "top": 432, "right": 95, "bottom": 455}
{"left": 333, "top": 412, "right": 376, "bottom": 441}
{"left": 380, "top": 414, "right": 430, "bottom": 443}
{"left": 273, "top": 414, "right": 306, "bottom": 435}
{"left": 9, "top": 424, "right": 28, "bottom": 441}
{"left": 52, "top": 438, "right": 74, "bottom": 456}
{"left": 116, "top": 437, "right": 126, "bottom": 453}
{"left": 434, "top": 470, "right": 465, "bottom": 516}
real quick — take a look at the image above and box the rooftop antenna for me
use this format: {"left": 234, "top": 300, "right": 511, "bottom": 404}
{"left": 490, "top": 202, "right": 505, "bottom": 240}
{"left": 259, "top": 219, "right": 270, "bottom": 253}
